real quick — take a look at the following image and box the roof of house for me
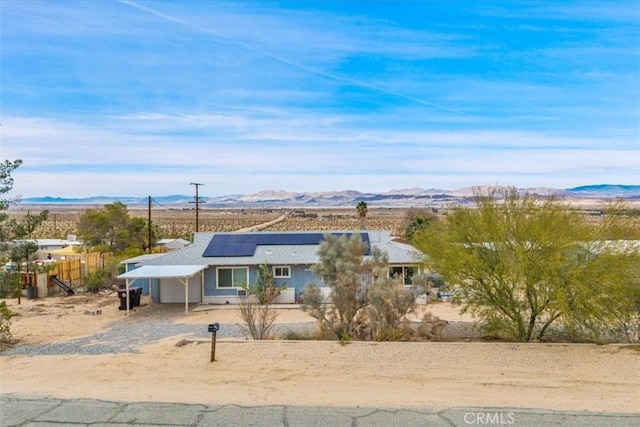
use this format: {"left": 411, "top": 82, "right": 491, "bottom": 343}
{"left": 139, "top": 230, "right": 423, "bottom": 267}
{"left": 118, "top": 264, "right": 207, "bottom": 279}
{"left": 16, "top": 238, "right": 82, "bottom": 247}
{"left": 34, "top": 239, "right": 68, "bottom": 247}
{"left": 202, "top": 232, "right": 371, "bottom": 257}
{"left": 48, "top": 246, "right": 83, "bottom": 256}
{"left": 120, "top": 253, "right": 167, "bottom": 265}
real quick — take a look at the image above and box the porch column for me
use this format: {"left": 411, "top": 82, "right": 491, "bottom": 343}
{"left": 126, "top": 279, "right": 130, "bottom": 316}
{"left": 179, "top": 277, "right": 189, "bottom": 315}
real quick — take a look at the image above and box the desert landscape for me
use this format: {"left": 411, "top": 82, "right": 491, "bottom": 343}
{"left": 1, "top": 294, "right": 638, "bottom": 414}
{"left": 6, "top": 206, "right": 414, "bottom": 240}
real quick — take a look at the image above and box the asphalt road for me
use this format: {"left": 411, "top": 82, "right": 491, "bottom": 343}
{"left": 1, "top": 395, "right": 638, "bottom": 426}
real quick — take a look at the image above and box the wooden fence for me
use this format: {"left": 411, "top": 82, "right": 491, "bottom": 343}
{"left": 51, "top": 259, "right": 82, "bottom": 287}
{"left": 48, "top": 252, "right": 113, "bottom": 292}
{"left": 85, "top": 252, "right": 113, "bottom": 275}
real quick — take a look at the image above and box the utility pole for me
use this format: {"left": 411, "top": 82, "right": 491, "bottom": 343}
{"left": 148, "top": 196, "right": 152, "bottom": 253}
{"left": 190, "top": 182, "right": 204, "bottom": 232}
{"left": 27, "top": 210, "right": 31, "bottom": 239}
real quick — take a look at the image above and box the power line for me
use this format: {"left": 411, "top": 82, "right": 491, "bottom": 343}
{"left": 150, "top": 197, "right": 189, "bottom": 210}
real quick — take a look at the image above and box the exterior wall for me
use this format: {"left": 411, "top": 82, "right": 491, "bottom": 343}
{"left": 159, "top": 277, "right": 202, "bottom": 303}
{"left": 150, "top": 278, "right": 160, "bottom": 303}
{"left": 124, "top": 262, "right": 150, "bottom": 294}
{"left": 283, "top": 265, "right": 321, "bottom": 301}
{"left": 202, "top": 263, "right": 324, "bottom": 304}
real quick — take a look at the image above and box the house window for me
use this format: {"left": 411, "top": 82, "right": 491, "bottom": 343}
{"left": 273, "top": 266, "right": 291, "bottom": 278}
{"left": 217, "top": 267, "right": 248, "bottom": 288}
{"left": 390, "top": 265, "right": 415, "bottom": 286}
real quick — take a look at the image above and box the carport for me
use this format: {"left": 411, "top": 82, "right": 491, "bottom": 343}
{"left": 117, "top": 265, "right": 207, "bottom": 315}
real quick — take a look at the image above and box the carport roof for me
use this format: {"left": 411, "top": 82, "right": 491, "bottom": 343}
{"left": 117, "top": 265, "right": 207, "bottom": 279}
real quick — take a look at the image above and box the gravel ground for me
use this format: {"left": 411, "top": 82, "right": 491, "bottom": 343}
{"left": 1, "top": 313, "right": 478, "bottom": 357}
{"left": 1, "top": 318, "right": 316, "bottom": 356}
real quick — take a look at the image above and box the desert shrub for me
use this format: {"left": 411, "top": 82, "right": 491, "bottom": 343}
{"left": 85, "top": 257, "right": 122, "bottom": 293}
{"left": 372, "top": 326, "right": 405, "bottom": 342}
{"left": 0, "top": 271, "right": 21, "bottom": 299}
{"left": 366, "top": 275, "right": 419, "bottom": 339}
{"left": 281, "top": 328, "right": 315, "bottom": 340}
{"left": 237, "top": 263, "right": 285, "bottom": 340}
{"left": 0, "top": 301, "right": 15, "bottom": 343}
{"left": 415, "top": 313, "right": 448, "bottom": 341}
{"left": 302, "top": 234, "right": 422, "bottom": 341}
{"left": 301, "top": 234, "right": 369, "bottom": 340}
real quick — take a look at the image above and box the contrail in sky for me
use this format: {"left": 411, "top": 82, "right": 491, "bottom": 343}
{"left": 118, "top": 0, "right": 461, "bottom": 114}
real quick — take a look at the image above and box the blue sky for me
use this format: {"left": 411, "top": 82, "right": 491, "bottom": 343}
{"left": 1, "top": 0, "right": 639, "bottom": 198}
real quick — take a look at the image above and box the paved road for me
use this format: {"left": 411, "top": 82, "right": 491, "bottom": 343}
{"left": 1, "top": 395, "right": 638, "bottom": 426}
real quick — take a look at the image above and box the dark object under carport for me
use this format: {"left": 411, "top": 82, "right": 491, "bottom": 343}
{"left": 131, "top": 287, "right": 143, "bottom": 307}
{"left": 117, "top": 287, "right": 142, "bottom": 310}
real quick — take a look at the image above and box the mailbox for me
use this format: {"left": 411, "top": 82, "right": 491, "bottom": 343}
{"left": 208, "top": 322, "right": 220, "bottom": 363}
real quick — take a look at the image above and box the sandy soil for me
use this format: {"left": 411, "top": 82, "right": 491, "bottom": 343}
{"left": 1, "top": 294, "right": 639, "bottom": 413}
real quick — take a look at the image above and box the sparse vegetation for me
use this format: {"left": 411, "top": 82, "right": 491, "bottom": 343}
{"left": 237, "top": 263, "right": 285, "bottom": 340}
{"left": 280, "top": 328, "right": 315, "bottom": 340}
{"left": 0, "top": 301, "right": 15, "bottom": 343}
{"left": 413, "top": 187, "right": 640, "bottom": 343}
{"left": 1, "top": 160, "right": 49, "bottom": 303}
{"left": 302, "top": 233, "right": 434, "bottom": 341}
{"left": 84, "top": 257, "right": 123, "bottom": 293}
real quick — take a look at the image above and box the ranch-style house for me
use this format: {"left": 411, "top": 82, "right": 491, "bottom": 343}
{"left": 118, "top": 230, "right": 424, "bottom": 314}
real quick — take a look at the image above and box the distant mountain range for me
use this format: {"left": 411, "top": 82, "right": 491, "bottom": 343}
{"left": 20, "top": 185, "right": 640, "bottom": 207}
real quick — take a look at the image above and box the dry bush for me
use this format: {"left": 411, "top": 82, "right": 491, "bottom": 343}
{"left": 236, "top": 263, "right": 283, "bottom": 340}
{"left": 416, "top": 313, "right": 449, "bottom": 340}
{"left": 237, "top": 296, "right": 278, "bottom": 340}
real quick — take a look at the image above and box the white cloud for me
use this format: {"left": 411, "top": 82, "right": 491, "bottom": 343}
{"left": 4, "top": 113, "right": 638, "bottom": 198}
{"left": 2, "top": 1, "right": 638, "bottom": 198}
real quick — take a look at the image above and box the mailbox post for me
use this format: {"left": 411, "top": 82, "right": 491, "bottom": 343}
{"left": 208, "top": 322, "right": 219, "bottom": 362}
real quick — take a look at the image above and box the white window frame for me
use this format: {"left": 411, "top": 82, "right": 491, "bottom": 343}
{"left": 216, "top": 266, "right": 249, "bottom": 289}
{"left": 273, "top": 265, "right": 291, "bottom": 278}
{"left": 389, "top": 265, "right": 416, "bottom": 286}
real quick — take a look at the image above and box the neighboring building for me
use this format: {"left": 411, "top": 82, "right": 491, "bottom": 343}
{"left": 15, "top": 236, "right": 83, "bottom": 260}
{"left": 117, "top": 231, "right": 423, "bottom": 313}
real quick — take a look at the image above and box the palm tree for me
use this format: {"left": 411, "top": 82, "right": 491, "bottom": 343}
{"left": 356, "top": 201, "right": 368, "bottom": 229}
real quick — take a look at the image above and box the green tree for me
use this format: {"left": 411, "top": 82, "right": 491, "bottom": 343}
{"left": 0, "top": 159, "right": 23, "bottom": 256}
{"left": 404, "top": 208, "right": 438, "bottom": 242}
{"left": 8, "top": 211, "right": 50, "bottom": 286}
{"left": 77, "top": 202, "right": 152, "bottom": 253}
{"left": 0, "top": 160, "right": 49, "bottom": 301}
{"left": 413, "top": 187, "right": 640, "bottom": 342}
{"left": 356, "top": 201, "right": 368, "bottom": 229}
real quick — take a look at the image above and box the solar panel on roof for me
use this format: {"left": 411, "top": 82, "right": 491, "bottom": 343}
{"left": 202, "top": 232, "right": 370, "bottom": 257}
